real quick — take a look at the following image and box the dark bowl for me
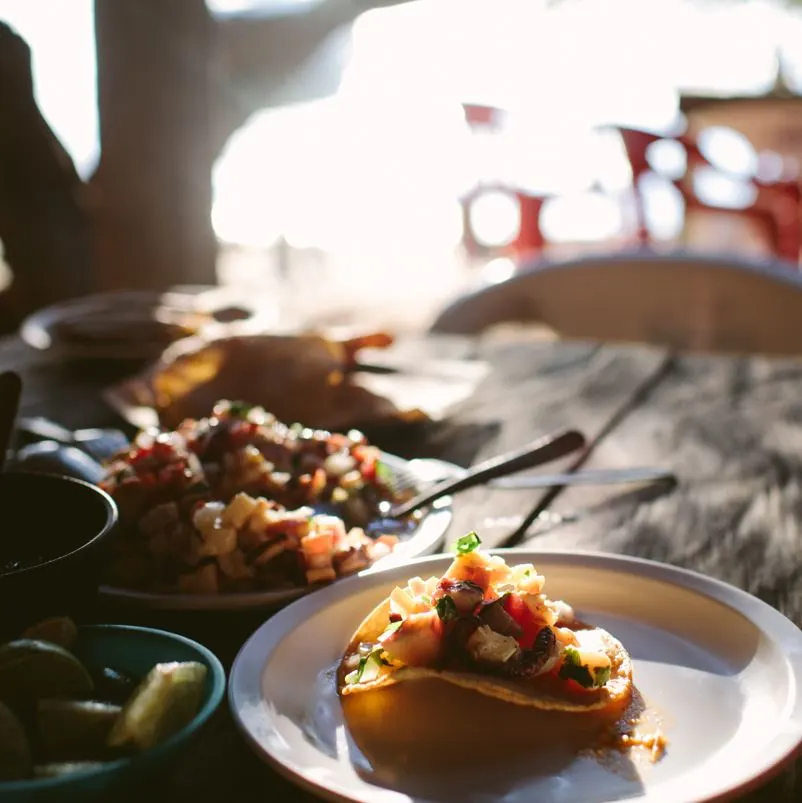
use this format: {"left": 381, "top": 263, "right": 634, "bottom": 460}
{"left": 0, "top": 471, "right": 118, "bottom": 639}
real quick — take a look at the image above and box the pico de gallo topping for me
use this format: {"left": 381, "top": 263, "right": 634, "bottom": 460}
{"left": 344, "top": 534, "right": 613, "bottom": 690}
{"left": 99, "top": 401, "right": 415, "bottom": 595}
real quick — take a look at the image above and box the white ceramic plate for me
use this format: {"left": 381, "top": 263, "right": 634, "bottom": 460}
{"left": 98, "top": 453, "right": 454, "bottom": 612}
{"left": 229, "top": 549, "right": 802, "bottom": 803}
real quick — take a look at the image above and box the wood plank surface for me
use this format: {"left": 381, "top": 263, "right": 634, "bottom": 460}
{"left": 530, "top": 352, "right": 802, "bottom": 619}
{"left": 435, "top": 338, "right": 671, "bottom": 548}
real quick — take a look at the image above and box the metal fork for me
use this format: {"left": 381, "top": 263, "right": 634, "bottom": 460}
{"left": 381, "top": 429, "right": 586, "bottom": 519}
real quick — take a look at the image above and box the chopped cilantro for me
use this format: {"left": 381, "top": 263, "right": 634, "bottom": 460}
{"left": 374, "top": 460, "right": 393, "bottom": 486}
{"left": 558, "top": 646, "right": 610, "bottom": 689}
{"left": 420, "top": 594, "right": 431, "bottom": 606}
{"left": 454, "top": 531, "right": 481, "bottom": 555}
{"left": 435, "top": 595, "right": 458, "bottom": 622}
{"left": 381, "top": 620, "right": 403, "bottom": 637}
{"left": 228, "top": 401, "right": 254, "bottom": 417}
{"left": 345, "top": 647, "right": 385, "bottom": 685}
{"left": 524, "top": 569, "right": 532, "bottom": 577}
{"left": 594, "top": 665, "right": 612, "bottom": 686}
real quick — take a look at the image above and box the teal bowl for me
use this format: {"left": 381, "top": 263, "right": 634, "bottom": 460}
{"left": 0, "top": 624, "right": 226, "bottom": 802}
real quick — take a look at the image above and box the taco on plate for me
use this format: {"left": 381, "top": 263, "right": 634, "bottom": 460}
{"left": 338, "top": 533, "right": 632, "bottom": 712}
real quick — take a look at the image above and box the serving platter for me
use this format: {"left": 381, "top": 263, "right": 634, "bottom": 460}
{"left": 229, "top": 549, "right": 802, "bottom": 803}
{"left": 98, "top": 453, "right": 455, "bottom": 612}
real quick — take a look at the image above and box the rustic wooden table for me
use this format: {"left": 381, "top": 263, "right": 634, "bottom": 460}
{"left": 3, "top": 331, "right": 801, "bottom": 801}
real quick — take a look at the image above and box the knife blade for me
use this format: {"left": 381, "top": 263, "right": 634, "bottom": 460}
{"left": 488, "top": 466, "right": 676, "bottom": 490}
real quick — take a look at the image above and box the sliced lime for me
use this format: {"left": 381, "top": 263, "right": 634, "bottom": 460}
{"left": 38, "top": 699, "right": 122, "bottom": 762}
{"left": 106, "top": 661, "right": 207, "bottom": 752}
{"left": 21, "top": 617, "right": 78, "bottom": 651}
{"left": 0, "top": 700, "right": 31, "bottom": 781}
{"left": 0, "top": 640, "right": 93, "bottom": 704}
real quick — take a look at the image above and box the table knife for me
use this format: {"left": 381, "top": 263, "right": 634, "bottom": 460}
{"left": 488, "top": 466, "right": 676, "bottom": 490}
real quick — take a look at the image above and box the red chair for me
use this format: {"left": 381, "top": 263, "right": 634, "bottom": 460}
{"left": 674, "top": 180, "right": 783, "bottom": 261}
{"left": 459, "top": 102, "right": 549, "bottom": 262}
{"left": 461, "top": 103, "right": 505, "bottom": 130}
{"left": 675, "top": 170, "right": 801, "bottom": 264}
{"left": 612, "top": 125, "right": 802, "bottom": 264}
{"left": 753, "top": 178, "right": 801, "bottom": 262}
{"left": 616, "top": 126, "right": 714, "bottom": 243}
{"left": 514, "top": 191, "right": 548, "bottom": 258}
{"left": 460, "top": 184, "right": 548, "bottom": 261}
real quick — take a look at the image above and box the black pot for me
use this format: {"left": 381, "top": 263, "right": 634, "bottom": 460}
{"left": 0, "top": 471, "right": 118, "bottom": 640}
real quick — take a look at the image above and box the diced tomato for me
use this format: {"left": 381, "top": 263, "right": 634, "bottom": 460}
{"left": 158, "top": 462, "right": 187, "bottom": 487}
{"left": 354, "top": 446, "right": 380, "bottom": 483}
{"left": 327, "top": 433, "right": 350, "bottom": 452}
{"left": 502, "top": 594, "right": 541, "bottom": 650}
{"left": 139, "top": 472, "right": 157, "bottom": 488}
{"left": 543, "top": 661, "right": 596, "bottom": 695}
{"left": 310, "top": 468, "right": 327, "bottom": 496}
{"left": 227, "top": 421, "right": 260, "bottom": 448}
{"left": 188, "top": 437, "right": 205, "bottom": 455}
{"left": 153, "top": 441, "right": 176, "bottom": 460}
{"left": 130, "top": 447, "right": 153, "bottom": 466}
{"left": 561, "top": 677, "right": 595, "bottom": 695}
{"left": 118, "top": 476, "right": 142, "bottom": 491}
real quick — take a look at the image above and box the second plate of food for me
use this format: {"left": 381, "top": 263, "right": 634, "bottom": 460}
{"left": 97, "top": 401, "right": 454, "bottom": 613}
{"left": 229, "top": 540, "right": 802, "bottom": 803}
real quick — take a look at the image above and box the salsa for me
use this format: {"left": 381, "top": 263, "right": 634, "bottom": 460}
{"left": 100, "top": 400, "right": 415, "bottom": 594}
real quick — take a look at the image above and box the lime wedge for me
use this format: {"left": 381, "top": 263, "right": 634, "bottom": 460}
{"left": 0, "top": 700, "right": 31, "bottom": 781}
{"left": 0, "top": 640, "right": 93, "bottom": 704}
{"left": 38, "top": 699, "right": 122, "bottom": 762}
{"left": 106, "top": 662, "right": 207, "bottom": 752}
{"left": 21, "top": 617, "right": 78, "bottom": 651}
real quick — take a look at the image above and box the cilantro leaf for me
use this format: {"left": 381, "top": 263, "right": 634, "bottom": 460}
{"left": 558, "top": 646, "right": 610, "bottom": 689}
{"left": 381, "top": 620, "right": 403, "bottom": 637}
{"left": 228, "top": 401, "right": 254, "bottom": 418}
{"left": 454, "top": 532, "right": 481, "bottom": 555}
{"left": 345, "top": 647, "right": 385, "bottom": 685}
{"left": 435, "top": 595, "right": 458, "bottom": 622}
{"left": 559, "top": 646, "right": 593, "bottom": 687}
{"left": 374, "top": 460, "right": 393, "bottom": 487}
